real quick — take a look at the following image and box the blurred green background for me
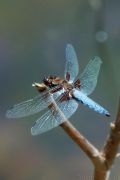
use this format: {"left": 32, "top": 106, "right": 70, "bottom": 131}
{"left": 0, "top": 0, "right": 120, "bottom": 179}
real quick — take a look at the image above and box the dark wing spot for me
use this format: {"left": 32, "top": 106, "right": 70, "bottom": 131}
{"left": 66, "top": 72, "right": 70, "bottom": 81}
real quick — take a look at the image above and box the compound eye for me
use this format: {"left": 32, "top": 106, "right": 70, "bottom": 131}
{"left": 43, "top": 77, "right": 49, "bottom": 85}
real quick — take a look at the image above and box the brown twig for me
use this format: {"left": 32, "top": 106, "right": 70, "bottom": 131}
{"left": 51, "top": 95, "right": 120, "bottom": 179}
{"left": 60, "top": 121, "right": 104, "bottom": 166}
{"left": 56, "top": 98, "right": 120, "bottom": 180}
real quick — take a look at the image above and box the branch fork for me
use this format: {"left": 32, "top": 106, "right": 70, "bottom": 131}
{"left": 56, "top": 98, "right": 120, "bottom": 180}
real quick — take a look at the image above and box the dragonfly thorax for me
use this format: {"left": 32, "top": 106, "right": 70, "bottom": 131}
{"left": 44, "top": 76, "right": 74, "bottom": 96}
{"left": 43, "top": 76, "right": 64, "bottom": 88}
{"left": 62, "top": 80, "right": 73, "bottom": 92}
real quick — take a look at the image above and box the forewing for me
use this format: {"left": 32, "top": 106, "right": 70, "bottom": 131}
{"left": 64, "top": 44, "right": 79, "bottom": 83}
{"left": 6, "top": 88, "right": 63, "bottom": 118}
{"left": 73, "top": 89, "right": 110, "bottom": 116}
{"left": 31, "top": 99, "right": 78, "bottom": 135}
{"left": 80, "top": 56, "right": 102, "bottom": 95}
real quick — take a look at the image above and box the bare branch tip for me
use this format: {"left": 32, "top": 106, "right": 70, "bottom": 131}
{"left": 110, "top": 122, "right": 115, "bottom": 130}
{"left": 116, "top": 153, "right": 120, "bottom": 158}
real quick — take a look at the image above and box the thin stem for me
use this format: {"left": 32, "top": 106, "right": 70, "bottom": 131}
{"left": 50, "top": 95, "right": 120, "bottom": 179}
{"left": 60, "top": 121, "right": 102, "bottom": 166}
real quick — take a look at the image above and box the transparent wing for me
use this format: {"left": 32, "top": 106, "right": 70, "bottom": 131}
{"left": 79, "top": 56, "right": 102, "bottom": 95}
{"left": 31, "top": 98, "right": 78, "bottom": 135}
{"left": 64, "top": 44, "right": 79, "bottom": 83}
{"left": 6, "top": 87, "right": 63, "bottom": 119}
{"left": 73, "top": 89, "right": 110, "bottom": 116}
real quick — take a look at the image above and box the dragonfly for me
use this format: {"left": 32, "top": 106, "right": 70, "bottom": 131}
{"left": 6, "top": 44, "right": 110, "bottom": 136}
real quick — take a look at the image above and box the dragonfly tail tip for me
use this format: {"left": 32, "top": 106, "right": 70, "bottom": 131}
{"left": 106, "top": 113, "right": 110, "bottom": 117}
